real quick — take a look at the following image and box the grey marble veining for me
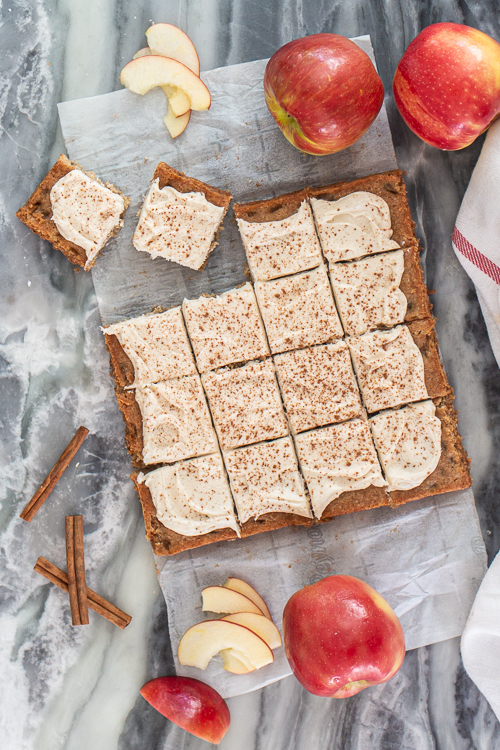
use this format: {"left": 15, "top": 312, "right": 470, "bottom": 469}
{"left": 2, "top": 1, "right": 500, "bottom": 749}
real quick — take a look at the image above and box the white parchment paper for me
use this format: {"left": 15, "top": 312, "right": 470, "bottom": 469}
{"left": 58, "top": 37, "right": 487, "bottom": 698}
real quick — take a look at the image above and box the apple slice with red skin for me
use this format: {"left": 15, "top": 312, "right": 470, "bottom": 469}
{"left": 164, "top": 104, "right": 190, "bottom": 138}
{"left": 140, "top": 676, "right": 230, "bottom": 744}
{"left": 283, "top": 575, "right": 405, "bottom": 698}
{"left": 146, "top": 23, "right": 200, "bottom": 76}
{"left": 222, "top": 613, "right": 282, "bottom": 650}
{"left": 132, "top": 47, "right": 191, "bottom": 117}
{"left": 120, "top": 55, "right": 210, "bottom": 111}
{"left": 201, "top": 586, "right": 265, "bottom": 616}
{"left": 178, "top": 619, "right": 274, "bottom": 670}
{"left": 223, "top": 577, "right": 272, "bottom": 620}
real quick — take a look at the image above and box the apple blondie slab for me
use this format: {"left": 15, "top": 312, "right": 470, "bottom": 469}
{"left": 107, "top": 169, "right": 470, "bottom": 555}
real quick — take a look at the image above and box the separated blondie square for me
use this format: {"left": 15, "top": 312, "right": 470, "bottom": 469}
{"left": 133, "top": 162, "right": 232, "bottom": 270}
{"left": 16, "top": 154, "right": 129, "bottom": 270}
{"left": 294, "top": 419, "right": 389, "bottom": 520}
{"left": 224, "top": 436, "right": 313, "bottom": 530}
{"left": 104, "top": 306, "right": 197, "bottom": 389}
{"left": 234, "top": 190, "right": 323, "bottom": 281}
{"left": 202, "top": 360, "right": 288, "bottom": 450}
{"left": 183, "top": 283, "right": 270, "bottom": 372}
{"left": 274, "top": 342, "right": 362, "bottom": 434}
{"left": 254, "top": 264, "right": 343, "bottom": 354}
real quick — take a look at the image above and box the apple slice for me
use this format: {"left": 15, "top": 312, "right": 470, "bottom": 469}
{"left": 219, "top": 648, "right": 254, "bottom": 674}
{"left": 133, "top": 48, "right": 151, "bottom": 60}
{"left": 221, "top": 613, "right": 282, "bottom": 650}
{"left": 165, "top": 103, "right": 190, "bottom": 138}
{"left": 120, "top": 56, "right": 210, "bottom": 111}
{"left": 146, "top": 23, "right": 200, "bottom": 76}
{"left": 178, "top": 619, "right": 274, "bottom": 670}
{"left": 132, "top": 48, "right": 191, "bottom": 116}
{"left": 201, "top": 586, "right": 264, "bottom": 616}
{"left": 223, "top": 577, "right": 272, "bottom": 620}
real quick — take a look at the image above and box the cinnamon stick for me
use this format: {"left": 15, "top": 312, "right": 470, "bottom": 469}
{"left": 73, "top": 515, "right": 89, "bottom": 624}
{"left": 65, "top": 516, "right": 81, "bottom": 626}
{"left": 20, "top": 426, "right": 89, "bottom": 522}
{"left": 34, "top": 556, "right": 131, "bottom": 629}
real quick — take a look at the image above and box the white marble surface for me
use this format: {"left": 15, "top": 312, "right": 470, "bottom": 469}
{"left": 2, "top": 1, "right": 500, "bottom": 749}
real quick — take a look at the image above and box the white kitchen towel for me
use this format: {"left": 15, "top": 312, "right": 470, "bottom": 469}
{"left": 452, "top": 119, "right": 500, "bottom": 367}
{"left": 461, "top": 550, "right": 500, "bottom": 721}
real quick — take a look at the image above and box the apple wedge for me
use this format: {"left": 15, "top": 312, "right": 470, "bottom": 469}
{"left": 221, "top": 613, "right": 282, "bottom": 650}
{"left": 146, "top": 23, "right": 200, "bottom": 76}
{"left": 178, "top": 620, "right": 274, "bottom": 670}
{"left": 120, "top": 56, "right": 210, "bottom": 111}
{"left": 133, "top": 48, "right": 191, "bottom": 116}
{"left": 165, "top": 104, "right": 190, "bottom": 138}
{"left": 223, "top": 577, "right": 272, "bottom": 620}
{"left": 201, "top": 586, "right": 264, "bottom": 616}
{"left": 219, "top": 649, "right": 254, "bottom": 674}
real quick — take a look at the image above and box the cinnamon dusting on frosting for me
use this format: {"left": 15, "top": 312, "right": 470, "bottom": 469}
{"left": 237, "top": 201, "right": 323, "bottom": 280}
{"left": 139, "top": 455, "right": 240, "bottom": 537}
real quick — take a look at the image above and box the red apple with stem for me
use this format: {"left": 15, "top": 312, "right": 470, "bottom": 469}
{"left": 263, "top": 34, "right": 384, "bottom": 155}
{"left": 283, "top": 575, "right": 405, "bottom": 698}
{"left": 140, "top": 676, "right": 230, "bottom": 744}
{"left": 393, "top": 22, "right": 500, "bottom": 150}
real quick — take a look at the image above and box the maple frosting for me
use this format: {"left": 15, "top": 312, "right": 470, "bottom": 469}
{"left": 330, "top": 250, "right": 408, "bottom": 336}
{"left": 224, "top": 436, "right": 312, "bottom": 523}
{"left": 254, "top": 264, "right": 343, "bottom": 354}
{"left": 237, "top": 201, "right": 323, "bottom": 281}
{"left": 133, "top": 179, "right": 225, "bottom": 270}
{"left": 135, "top": 375, "right": 218, "bottom": 465}
{"left": 138, "top": 455, "right": 240, "bottom": 537}
{"left": 347, "top": 325, "right": 429, "bottom": 414}
{"left": 274, "top": 341, "right": 362, "bottom": 434}
{"left": 202, "top": 359, "right": 288, "bottom": 450}
{"left": 50, "top": 169, "right": 125, "bottom": 269}
{"left": 295, "top": 420, "right": 387, "bottom": 518}
{"left": 370, "top": 401, "right": 442, "bottom": 490}
{"left": 310, "top": 191, "right": 400, "bottom": 264}
{"left": 104, "top": 307, "right": 196, "bottom": 387}
{"left": 183, "top": 283, "right": 270, "bottom": 372}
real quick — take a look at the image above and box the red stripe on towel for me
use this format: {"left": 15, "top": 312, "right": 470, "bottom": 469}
{"left": 452, "top": 226, "right": 500, "bottom": 285}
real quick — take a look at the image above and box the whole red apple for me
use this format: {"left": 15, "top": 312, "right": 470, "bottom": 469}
{"left": 264, "top": 34, "right": 384, "bottom": 155}
{"left": 140, "top": 676, "right": 230, "bottom": 744}
{"left": 283, "top": 575, "right": 405, "bottom": 698}
{"left": 393, "top": 23, "right": 500, "bottom": 150}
